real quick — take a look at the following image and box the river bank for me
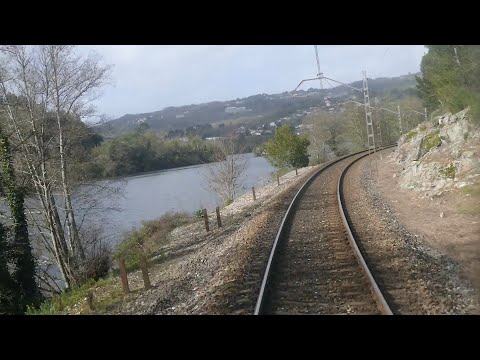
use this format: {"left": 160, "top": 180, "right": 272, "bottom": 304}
{"left": 32, "top": 164, "right": 318, "bottom": 314}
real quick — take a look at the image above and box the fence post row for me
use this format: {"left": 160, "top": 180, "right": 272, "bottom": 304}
{"left": 118, "top": 258, "right": 130, "bottom": 295}
{"left": 216, "top": 206, "right": 222, "bottom": 228}
{"left": 139, "top": 255, "right": 151, "bottom": 290}
{"left": 203, "top": 208, "right": 209, "bottom": 232}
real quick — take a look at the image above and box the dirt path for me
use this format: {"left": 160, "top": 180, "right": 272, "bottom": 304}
{"left": 376, "top": 148, "right": 480, "bottom": 302}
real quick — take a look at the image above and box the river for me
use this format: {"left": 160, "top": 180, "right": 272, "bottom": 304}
{"left": 86, "top": 153, "right": 275, "bottom": 244}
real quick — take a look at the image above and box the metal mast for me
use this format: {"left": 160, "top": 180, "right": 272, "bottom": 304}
{"left": 362, "top": 70, "right": 376, "bottom": 154}
{"left": 314, "top": 45, "right": 323, "bottom": 90}
{"left": 376, "top": 115, "right": 383, "bottom": 147}
{"left": 398, "top": 105, "right": 403, "bottom": 134}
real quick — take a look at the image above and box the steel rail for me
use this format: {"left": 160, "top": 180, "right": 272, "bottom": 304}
{"left": 254, "top": 145, "right": 396, "bottom": 315}
{"left": 337, "top": 146, "right": 396, "bottom": 315}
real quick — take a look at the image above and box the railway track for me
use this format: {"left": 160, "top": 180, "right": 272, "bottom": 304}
{"left": 341, "top": 147, "right": 464, "bottom": 314}
{"left": 254, "top": 147, "right": 395, "bottom": 315}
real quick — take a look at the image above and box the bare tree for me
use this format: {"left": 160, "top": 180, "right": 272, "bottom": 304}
{"left": 0, "top": 45, "right": 113, "bottom": 289}
{"left": 305, "top": 112, "right": 332, "bottom": 164}
{"left": 340, "top": 104, "right": 367, "bottom": 150}
{"left": 204, "top": 137, "right": 247, "bottom": 206}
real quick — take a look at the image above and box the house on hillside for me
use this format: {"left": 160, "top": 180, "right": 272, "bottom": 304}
{"left": 234, "top": 126, "right": 247, "bottom": 135}
{"left": 225, "top": 106, "right": 247, "bottom": 114}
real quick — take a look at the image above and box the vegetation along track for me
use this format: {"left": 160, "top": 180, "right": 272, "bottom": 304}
{"left": 255, "top": 146, "right": 396, "bottom": 315}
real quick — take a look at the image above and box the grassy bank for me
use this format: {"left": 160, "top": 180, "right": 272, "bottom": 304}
{"left": 29, "top": 212, "right": 195, "bottom": 315}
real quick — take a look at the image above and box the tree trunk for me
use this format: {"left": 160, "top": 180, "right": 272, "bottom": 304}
{"left": 56, "top": 112, "right": 85, "bottom": 262}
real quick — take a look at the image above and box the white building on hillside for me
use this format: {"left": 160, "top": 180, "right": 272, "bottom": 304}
{"left": 225, "top": 106, "right": 247, "bottom": 113}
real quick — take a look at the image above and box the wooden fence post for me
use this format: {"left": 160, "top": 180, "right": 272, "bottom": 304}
{"left": 86, "top": 291, "right": 95, "bottom": 311}
{"left": 295, "top": 168, "right": 298, "bottom": 176}
{"left": 277, "top": 173, "right": 280, "bottom": 186}
{"left": 216, "top": 206, "right": 222, "bottom": 228}
{"left": 252, "top": 187, "right": 256, "bottom": 201}
{"left": 203, "top": 208, "right": 209, "bottom": 232}
{"left": 118, "top": 258, "right": 130, "bottom": 295}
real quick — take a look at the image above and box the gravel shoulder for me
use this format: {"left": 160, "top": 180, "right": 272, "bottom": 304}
{"left": 344, "top": 148, "right": 479, "bottom": 314}
{"left": 111, "top": 165, "right": 320, "bottom": 314}
{"left": 379, "top": 148, "right": 480, "bottom": 294}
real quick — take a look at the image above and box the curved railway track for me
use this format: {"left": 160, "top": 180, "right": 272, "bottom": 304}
{"left": 254, "top": 146, "right": 395, "bottom": 315}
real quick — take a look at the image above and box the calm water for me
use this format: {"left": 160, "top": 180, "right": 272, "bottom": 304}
{"left": 25, "top": 153, "right": 273, "bottom": 286}
{"left": 94, "top": 153, "right": 274, "bottom": 243}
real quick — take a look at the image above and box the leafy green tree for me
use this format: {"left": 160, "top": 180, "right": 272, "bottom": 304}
{"left": 416, "top": 45, "right": 480, "bottom": 122}
{"left": 263, "top": 125, "right": 310, "bottom": 169}
{"left": 136, "top": 122, "right": 151, "bottom": 134}
{"left": 0, "top": 222, "right": 18, "bottom": 314}
{"left": 84, "top": 131, "right": 222, "bottom": 179}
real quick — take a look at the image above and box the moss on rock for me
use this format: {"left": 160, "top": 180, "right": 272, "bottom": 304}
{"left": 439, "top": 163, "right": 456, "bottom": 179}
{"left": 421, "top": 131, "right": 441, "bottom": 153}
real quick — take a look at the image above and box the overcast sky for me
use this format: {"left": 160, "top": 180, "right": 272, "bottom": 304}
{"left": 79, "top": 45, "right": 426, "bottom": 119}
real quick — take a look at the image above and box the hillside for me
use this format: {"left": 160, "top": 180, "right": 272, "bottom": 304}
{"left": 97, "top": 73, "right": 419, "bottom": 139}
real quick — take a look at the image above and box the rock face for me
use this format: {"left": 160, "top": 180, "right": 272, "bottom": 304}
{"left": 388, "top": 108, "right": 480, "bottom": 195}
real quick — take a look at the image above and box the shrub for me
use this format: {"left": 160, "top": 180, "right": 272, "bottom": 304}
{"left": 439, "top": 163, "right": 456, "bottom": 179}
{"left": 27, "top": 279, "right": 97, "bottom": 315}
{"left": 114, "top": 212, "right": 193, "bottom": 270}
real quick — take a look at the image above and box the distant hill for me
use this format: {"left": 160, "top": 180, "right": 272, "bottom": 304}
{"left": 96, "top": 73, "right": 420, "bottom": 139}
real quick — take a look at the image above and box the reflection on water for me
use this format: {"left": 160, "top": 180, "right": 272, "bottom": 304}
{"left": 91, "top": 153, "right": 274, "bottom": 243}
{"left": 24, "top": 153, "right": 274, "bottom": 288}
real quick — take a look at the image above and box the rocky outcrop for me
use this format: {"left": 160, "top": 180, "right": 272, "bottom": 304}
{"left": 388, "top": 108, "right": 480, "bottom": 196}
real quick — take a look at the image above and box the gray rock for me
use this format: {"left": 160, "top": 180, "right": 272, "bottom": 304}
{"left": 392, "top": 108, "right": 478, "bottom": 195}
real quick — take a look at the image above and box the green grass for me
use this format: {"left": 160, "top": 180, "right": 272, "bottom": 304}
{"left": 461, "top": 184, "right": 480, "bottom": 196}
{"left": 272, "top": 167, "right": 290, "bottom": 181}
{"left": 419, "top": 125, "right": 427, "bottom": 132}
{"left": 28, "top": 275, "right": 131, "bottom": 315}
{"left": 29, "top": 212, "right": 196, "bottom": 315}
{"left": 115, "top": 212, "right": 194, "bottom": 271}
{"left": 27, "top": 278, "right": 103, "bottom": 314}
{"left": 406, "top": 131, "right": 418, "bottom": 141}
